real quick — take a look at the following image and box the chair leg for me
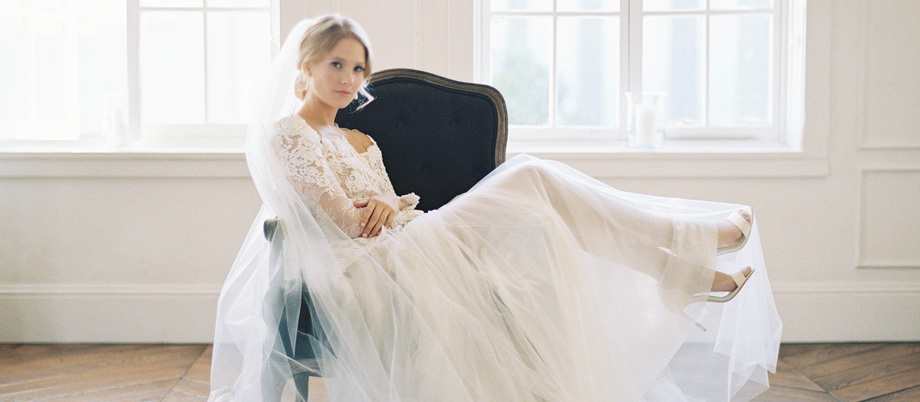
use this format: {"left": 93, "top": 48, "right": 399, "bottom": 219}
{"left": 260, "top": 351, "right": 288, "bottom": 401}
{"left": 292, "top": 372, "right": 311, "bottom": 401}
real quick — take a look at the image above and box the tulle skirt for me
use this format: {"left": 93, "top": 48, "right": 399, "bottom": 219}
{"left": 210, "top": 154, "right": 781, "bottom": 401}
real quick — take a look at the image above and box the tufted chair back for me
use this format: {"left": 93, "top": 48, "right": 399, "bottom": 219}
{"left": 335, "top": 68, "right": 508, "bottom": 210}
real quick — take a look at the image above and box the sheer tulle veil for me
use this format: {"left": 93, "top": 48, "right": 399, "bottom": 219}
{"left": 210, "top": 16, "right": 783, "bottom": 402}
{"left": 210, "top": 18, "right": 344, "bottom": 401}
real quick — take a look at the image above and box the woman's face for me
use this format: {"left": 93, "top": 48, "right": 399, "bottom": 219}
{"left": 304, "top": 37, "right": 367, "bottom": 110}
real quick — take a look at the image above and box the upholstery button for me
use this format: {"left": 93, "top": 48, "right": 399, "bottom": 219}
{"left": 396, "top": 122, "right": 404, "bottom": 129}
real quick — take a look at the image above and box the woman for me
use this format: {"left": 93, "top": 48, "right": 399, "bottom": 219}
{"left": 211, "top": 15, "right": 781, "bottom": 401}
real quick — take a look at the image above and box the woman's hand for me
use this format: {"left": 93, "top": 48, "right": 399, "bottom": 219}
{"left": 353, "top": 194, "right": 401, "bottom": 238}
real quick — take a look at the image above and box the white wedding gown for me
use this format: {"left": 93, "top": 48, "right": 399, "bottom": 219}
{"left": 209, "top": 114, "right": 781, "bottom": 401}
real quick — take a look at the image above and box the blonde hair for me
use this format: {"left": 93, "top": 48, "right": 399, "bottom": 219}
{"left": 293, "top": 15, "right": 374, "bottom": 107}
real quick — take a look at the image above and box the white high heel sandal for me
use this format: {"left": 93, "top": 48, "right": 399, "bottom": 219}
{"left": 707, "top": 269, "right": 754, "bottom": 303}
{"left": 718, "top": 207, "right": 753, "bottom": 255}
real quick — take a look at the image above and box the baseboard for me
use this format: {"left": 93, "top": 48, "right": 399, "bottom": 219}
{"left": 0, "top": 284, "right": 220, "bottom": 343}
{"left": 1, "top": 282, "right": 918, "bottom": 343}
{"left": 772, "top": 282, "right": 920, "bottom": 342}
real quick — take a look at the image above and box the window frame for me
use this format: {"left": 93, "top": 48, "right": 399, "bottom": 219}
{"left": 0, "top": 0, "right": 277, "bottom": 151}
{"left": 479, "top": 0, "right": 806, "bottom": 151}
{"left": 129, "top": 0, "right": 276, "bottom": 149}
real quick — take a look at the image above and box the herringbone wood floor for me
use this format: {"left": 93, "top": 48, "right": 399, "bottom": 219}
{"left": 1, "top": 343, "right": 919, "bottom": 401}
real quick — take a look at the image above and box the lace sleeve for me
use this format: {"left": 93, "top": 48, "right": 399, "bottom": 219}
{"left": 273, "top": 121, "right": 365, "bottom": 238}
{"left": 399, "top": 193, "right": 420, "bottom": 210}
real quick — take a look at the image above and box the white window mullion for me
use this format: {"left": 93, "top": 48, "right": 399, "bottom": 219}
{"left": 626, "top": 0, "right": 642, "bottom": 93}
{"left": 618, "top": 0, "right": 630, "bottom": 139}
{"left": 202, "top": 2, "right": 210, "bottom": 124}
{"left": 127, "top": 0, "right": 141, "bottom": 143}
{"left": 703, "top": 0, "right": 711, "bottom": 128}
{"left": 476, "top": 0, "right": 489, "bottom": 83}
{"left": 626, "top": 0, "right": 643, "bottom": 140}
{"left": 550, "top": 3, "right": 557, "bottom": 129}
{"left": 25, "top": 7, "right": 38, "bottom": 130}
{"left": 774, "top": 0, "right": 785, "bottom": 134}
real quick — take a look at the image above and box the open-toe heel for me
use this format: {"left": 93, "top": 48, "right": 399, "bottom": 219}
{"left": 718, "top": 207, "right": 753, "bottom": 255}
{"left": 708, "top": 269, "right": 754, "bottom": 303}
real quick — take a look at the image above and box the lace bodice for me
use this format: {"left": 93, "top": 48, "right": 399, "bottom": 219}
{"left": 273, "top": 115, "right": 422, "bottom": 239}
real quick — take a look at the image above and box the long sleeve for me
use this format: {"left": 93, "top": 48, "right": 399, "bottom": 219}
{"left": 273, "top": 121, "right": 366, "bottom": 238}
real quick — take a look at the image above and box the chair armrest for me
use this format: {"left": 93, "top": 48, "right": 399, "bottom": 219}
{"left": 264, "top": 218, "right": 280, "bottom": 241}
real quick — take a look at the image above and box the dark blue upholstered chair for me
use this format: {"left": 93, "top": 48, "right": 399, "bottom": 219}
{"left": 262, "top": 68, "right": 507, "bottom": 400}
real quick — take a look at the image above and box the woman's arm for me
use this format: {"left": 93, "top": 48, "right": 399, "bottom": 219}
{"left": 273, "top": 122, "right": 367, "bottom": 238}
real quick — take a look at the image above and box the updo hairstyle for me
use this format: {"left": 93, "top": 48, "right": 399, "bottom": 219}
{"left": 293, "top": 15, "right": 374, "bottom": 106}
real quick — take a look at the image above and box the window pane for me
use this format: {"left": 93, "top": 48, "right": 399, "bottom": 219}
{"left": 208, "top": 0, "right": 269, "bottom": 7}
{"left": 34, "top": 0, "right": 63, "bottom": 9}
{"left": 491, "top": 17, "right": 552, "bottom": 126}
{"left": 34, "top": 20, "right": 71, "bottom": 129}
{"left": 643, "top": 15, "right": 704, "bottom": 127}
{"left": 490, "top": 0, "right": 551, "bottom": 12}
{"left": 0, "top": 1, "right": 24, "bottom": 10}
{"left": 556, "top": 17, "right": 618, "bottom": 127}
{"left": 140, "top": 11, "right": 205, "bottom": 124}
{"left": 710, "top": 0, "right": 773, "bottom": 10}
{"left": 0, "top": 0, "right": 126, "bottom": 141}
{"left": 207, "top": 11, "right": 270, "bottom": 124}
{"left": 140, "top": 0, "right": 202, "bottom": 8}
{"left": 710, "top": 14, "right": 772, "bottom": 126}
{"left": 75, "top": 0, "right": 128, "bottom": 138}
{"left": 0, "top": 16, "right": 27, "bottom": 140}
{"left": 644, "top": 0, "right": 705, "bottom": 12}
{"left": 557, "top": 0, "right": 618, "bottom": 12}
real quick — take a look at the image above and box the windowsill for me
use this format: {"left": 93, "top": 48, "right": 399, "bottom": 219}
{"left": 507, "top": 138, "right": 827, "bottom": 178}
{"left": 507, "top": 138, "right": 798, "bottom": 154}
{"left": 0, "top": 145, "right": 249, "bottom": 179}
{"left": 1, "top": 138, "right": 827, "bottom": 179}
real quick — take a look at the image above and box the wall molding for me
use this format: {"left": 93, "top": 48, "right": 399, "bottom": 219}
{"left": 771, "top": 282, "right": 920, "bottom": 342}
{"left": 0, "top": 283, "right": 221, "bottom": 343}
{"left": 858, "top": 0, "right": 920, "bottom": 150}
{"left": 772, "top": 282, "right": 920, "bottom": 295}
{"left": 0, "top": 152, "right": 250, "bottom": 179}
{"left": 0, "top": 283, "right": 221, "bottom": 296}
{"left": 856, "top": 168, "right": 920, "bottom": 270}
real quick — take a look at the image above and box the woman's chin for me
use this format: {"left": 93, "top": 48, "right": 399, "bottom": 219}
{"left": 334, "top": 98, "right": 355, "bottom": 109}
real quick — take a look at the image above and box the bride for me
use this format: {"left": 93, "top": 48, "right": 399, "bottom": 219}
{"left": 210, "top": 15, "right": 781, "bottom": 401}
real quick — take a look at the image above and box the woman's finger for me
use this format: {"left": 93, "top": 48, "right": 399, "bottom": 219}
{"left": 360, "top": 199, "right": 377, "bottom": 228}
{"left": 385, "top": 212, "right": 395, "bottom": 228}
{"left": 374, "top": 211, "right": 391, "bottom": 236}
{"left": 363, "top": 205, "right": 385, "bottom": 237}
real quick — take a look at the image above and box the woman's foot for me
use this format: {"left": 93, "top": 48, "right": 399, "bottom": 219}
{"left": 711, "top": 267, "right": 753, "bottom": 292}
{"left": 717, "top": 208, "right": 753, "bottom": 254}
{"left": 708, "top": 267, "right": 755, "bottom": 302}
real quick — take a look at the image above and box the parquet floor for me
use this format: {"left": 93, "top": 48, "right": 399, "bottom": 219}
{"left": 1, "top": 343, "right": 918, "bottom": 401}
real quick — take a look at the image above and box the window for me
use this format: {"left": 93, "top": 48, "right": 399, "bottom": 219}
{"left": 0, "top": 0, "right": 273, "bottom": 149}
{"left": 481, "top": 0, "right": 805, "bottom": 146}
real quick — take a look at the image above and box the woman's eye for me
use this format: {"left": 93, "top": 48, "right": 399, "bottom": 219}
{"left": 354, "top": 66, "right": 365, "bottom": 72}
{"left": 331, "top": 61, "right": 342, "bottom": 68}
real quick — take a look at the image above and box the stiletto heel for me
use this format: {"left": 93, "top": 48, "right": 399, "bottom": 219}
{"left": 718, "top": 207, "right": 753, "bottom": 255}
{"left": 708, "top": 269, "right": 754, "bottom": 303}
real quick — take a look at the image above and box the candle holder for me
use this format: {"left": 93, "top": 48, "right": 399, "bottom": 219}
{"left": 625, "top": 92, "right": 666, "bottom": 150}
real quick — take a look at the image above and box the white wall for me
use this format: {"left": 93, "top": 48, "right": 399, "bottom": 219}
{"left": 1, "top": 0, "right": 918, "bottom": 343}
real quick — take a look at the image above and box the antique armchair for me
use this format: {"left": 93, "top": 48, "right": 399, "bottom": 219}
{"left": 263, "top": 68, "right": 508, "bottom": 400}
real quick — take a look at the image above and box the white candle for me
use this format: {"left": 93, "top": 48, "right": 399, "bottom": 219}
{"left": 634, "top": 104, "right": 659, "bottom": 148}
